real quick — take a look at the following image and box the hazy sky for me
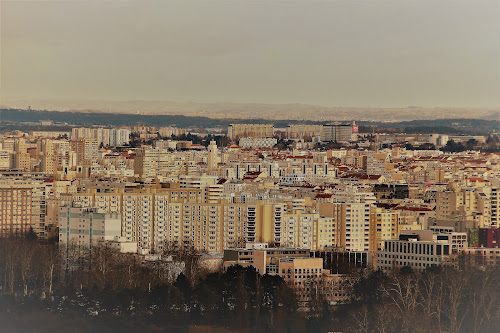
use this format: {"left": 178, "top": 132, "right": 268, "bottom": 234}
{"left": 1, "top": 0, "right": 499, "bottom": 108}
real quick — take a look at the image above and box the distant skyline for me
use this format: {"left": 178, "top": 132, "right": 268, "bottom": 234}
{"left": 1, "top": 0, "right": 499, "bottom": 108}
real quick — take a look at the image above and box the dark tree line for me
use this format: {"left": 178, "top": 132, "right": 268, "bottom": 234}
{"left": 345, "top": 261, "right": 500, "bottom": 333}
{"left": 1, "top": 236, "right": 500, "bottom": 333}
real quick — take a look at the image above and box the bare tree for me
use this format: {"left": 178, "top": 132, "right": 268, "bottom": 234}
{"left": 469, "top": 268, "right": 497, "bottom": 333}
{"left": 381, "top": 273, "right": 421, "bottom": 333}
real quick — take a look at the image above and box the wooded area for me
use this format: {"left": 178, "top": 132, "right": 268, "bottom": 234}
{"left": 0, "top": 236, "right": 499, "bottom": 332}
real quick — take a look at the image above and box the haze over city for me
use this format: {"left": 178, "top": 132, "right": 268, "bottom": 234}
{"left": 2, "top": 0, "right": 499, "bottom": 113}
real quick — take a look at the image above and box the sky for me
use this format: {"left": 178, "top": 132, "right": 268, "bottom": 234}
{"left": 1, "top": 0, "right": 499, "bottom": 108}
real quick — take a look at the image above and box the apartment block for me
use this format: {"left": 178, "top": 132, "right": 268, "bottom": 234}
{"left": 321, "top": 122, "right": 356, "bottom": 142}
{"left": 0, "top": 179, "right": 48, "bottom": 237}
{"left": 318, "top": 202, "right": 371, "bottom": 252}
{"left": 227, "top": 124, "right": 274, "bottom": 140}
{"left": 59, "top": 204, "right": 121, "bottom": 249}
{"left": 285, "top": 125, "right": 323, "bottom": 140}
{"left": 369, "top": 206, "right": 399, "bottom": 252}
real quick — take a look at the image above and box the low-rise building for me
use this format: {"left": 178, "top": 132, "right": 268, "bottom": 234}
{"left": 376, "top": 231, "right": 455, "bottom": 271}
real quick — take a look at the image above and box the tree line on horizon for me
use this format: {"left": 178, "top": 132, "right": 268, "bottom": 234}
{"left": 1, "top": 108, "right": 498, "bottom": 135}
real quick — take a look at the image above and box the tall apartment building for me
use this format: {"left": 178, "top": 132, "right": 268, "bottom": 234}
{"left": 59, "top": 204, "right": 121, "bottom": 250}
{"left": 280, "top": 211, "right": 336, "bottom": 250}
{"left": 40, "top": 139, "right": 57, "bottom": 174}
{"left": 134, "top": 148, "right": 172, "bottom": 179}
{"left": 491, "top": 187, "right": 499, "bottom": 227}
{"left": 318, "top": 202, "right": 371, "bottom": 252}
{"left": 0, "top": 151, "right": 10, "bottom": 170}
{"left": 110, "top": 128, "right": 130, "bottom": 146}
{"left": 436, "top": 187, "right": 491, "bottom": 227}
{"left": 61, "top": 186, "right": 204, "bottom": 251}
{"left": 72, "top": 127, "right": 130, "bottom": 146}
{"left": 158, "top": 127, "right": 186, "bottom": 138}
{"left": 321, "top": 122, "right": 356, "bottom": 142}
{"left": 227, "top": 124, "right": 274, "bottom": 140}
{"left": 285, "top": 125, "right": 323, "bottom": 140}
{"left": 13, "top": 138, "right": 30, "bottom": 171}
{"left": 207, "top": 140, "right": 218, "bottom": 170}
{"left": 70, "top": 139, "right": 99, "bottom": 164}
{"left": 369, "top": 206, "right": 399, "bottom": 252}
{"left": 61, "top": 185, "right": 339, "bottom": 254}
{"left": 238, "top": 137, "right": 278, "bottom": 149}
{"left": 0, "top": 179, "right": 48, "bottom": 237}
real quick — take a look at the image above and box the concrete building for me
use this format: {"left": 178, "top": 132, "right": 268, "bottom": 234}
{"left": 318, "top": 202, "right": 371, "bottom": 252}
{"left": 59, "top": 204, "right": 122, "bottom": 250}
{"left": 369, "top": 206, "right": 399, "bottom": 252}
{"left": 72, "top": 127, "right": 130, "bottom": 146}
{"left": 70, "top": 139, "right": 99, "bottom": 164}
{"left": 0, "top": 150, "right": 10, "bottom": 170}
{"left": 0, "top": 178, "right": 49, "bottom": 237}
{"left": 227, "top": 124, "right": 274, "bottom": 140}
{"left": 13, "top": 138, "right": 30, "bottom": 171}
{"left": 223, "top": 244, "right": 311, "bottom": 274}
{"left": 285, "top": 125, "right": 323, "bottom": 140}
{"left": 239, "top": 137, "right": 277, "bottom": 149}
{"left": 207, "top": 140, "right": 218, "bottom": 170}
{"left": 133, "top": 148, "right": 170, "bottom": 179}
{"left": 40, "top": 139, "right": 57, "bottom": 174}
{"left": 478, "top": 228, "right": 500, "bottom": 248}
{"left": 321, "top": 122, "right": 357, "bottom": 142}
{"left": 376, "top": 231, "right": 455, "bottom": 271}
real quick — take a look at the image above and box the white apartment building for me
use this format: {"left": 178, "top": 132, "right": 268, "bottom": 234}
{"left": 59, "top": 204, "right": 122, "bottom": 249}
{"left": 72, "top": 127, "right": 130, "bottom": 146}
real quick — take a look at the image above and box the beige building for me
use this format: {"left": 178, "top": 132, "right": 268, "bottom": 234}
{"left": 13, "top": 138, "right": 30, "bottom": 171}
{"left": 370, "top": 206, "right": 399, "bottom": 252}
{"left": 70, "top": 139, "right": 99, "bottom": 164}
{"left": 0, "top": 179, "right": 49, "bottom": 237}
{"left": 223, "top": 245, "right": 349, "bottom": 306}
{"left": 40, "top": 139, "right": 57, "bottom": 174}
{"left": 318, "top": 202, "right": 371, "bottom": 252}
{"left": 436, "top": 185, "right": 491, "bottom": 227}
{"left": 285, "top": 125, "right": 323, "bottom": 140}
{"left": 227, "top": 124, "right": 274, "bottom": 140}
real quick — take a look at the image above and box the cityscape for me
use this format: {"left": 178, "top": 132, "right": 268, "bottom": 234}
{"left": 0, "top": 117, "right": 498, "bottom": 332}
{"left": 1, "top": 1, "right": 499, "bottom": 333}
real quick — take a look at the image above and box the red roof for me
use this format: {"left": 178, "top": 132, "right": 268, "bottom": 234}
{"left": 467, "top": 178, "right": 485, "bottom": 182}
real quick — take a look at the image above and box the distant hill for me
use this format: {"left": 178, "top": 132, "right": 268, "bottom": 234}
{"left": 1, "top": 98, "right": 498, "bottom": 122}
{"left": 480, "top": 112, "right": 500, "bottom": 121}
{"left": 0, "top": 108, "right": 498, "bottom": 135}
